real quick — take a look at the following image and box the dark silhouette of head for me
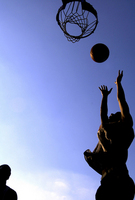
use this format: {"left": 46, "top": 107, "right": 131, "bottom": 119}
{"left": 109, "top": 112, "right": 121, "bottom": 123}
{"left": 0, "top": 164, "right": 11, "bottom": 185}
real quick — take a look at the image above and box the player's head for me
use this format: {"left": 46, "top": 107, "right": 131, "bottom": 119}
{"left": 0, "top": 164, "right": 11, "bottom": 182}
{"left": 109, "top": 112, "right": 121, "bottom": 122}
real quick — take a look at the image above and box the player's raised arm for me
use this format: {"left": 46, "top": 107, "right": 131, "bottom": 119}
{"left": 99, "top": 85, "right": 112, "bottom": 126}
{"left": 115, "top": 70, "right": 133, "bottom": 125}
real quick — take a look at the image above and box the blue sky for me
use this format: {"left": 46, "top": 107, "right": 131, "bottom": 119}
{"left": 0, "top": 0, "right": 135, "bottom": 199}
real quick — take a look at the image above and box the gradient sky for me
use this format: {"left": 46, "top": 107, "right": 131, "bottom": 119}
{"left": 0, "top": 0, "right": 135, "bottom": 199}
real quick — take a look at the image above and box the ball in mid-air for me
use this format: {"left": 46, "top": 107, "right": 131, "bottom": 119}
{"left": 90, "top": 43, "right": 110, "bottom": 63}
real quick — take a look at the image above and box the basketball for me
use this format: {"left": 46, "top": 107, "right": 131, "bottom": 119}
{"left": 90, "top": 43, "right": 110, "bottom": 63}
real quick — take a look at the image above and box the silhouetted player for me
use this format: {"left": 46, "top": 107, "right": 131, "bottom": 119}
{"left": 0, "top": 164, "right": 17, "bottom": 200}
{"left": 84, "top": 70, "right": 135, "bottom": 200}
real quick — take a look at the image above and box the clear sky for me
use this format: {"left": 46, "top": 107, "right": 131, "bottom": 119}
{"left": 0, "top": 0, "right": 135, "bottom": 199}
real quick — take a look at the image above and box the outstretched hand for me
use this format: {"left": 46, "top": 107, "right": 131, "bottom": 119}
{"left": 115, "top": 70, "right": 123, "bottom": 84}
{"left": 99, "top": 85, "right": 113, "bottom": 97}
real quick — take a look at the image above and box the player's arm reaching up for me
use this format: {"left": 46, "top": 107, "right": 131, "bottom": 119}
{"left": 115, "top": 70, "right": 133, "bottom": 126}
{"left": 99, "top": 85, "right": 112, "bottom": 126}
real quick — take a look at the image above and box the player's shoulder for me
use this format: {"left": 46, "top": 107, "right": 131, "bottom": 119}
{"left": 5, "top": 186, "right": 18, "bottom": 200}
{"left": 121, "top": 114, "right": 133, "bottom": 127}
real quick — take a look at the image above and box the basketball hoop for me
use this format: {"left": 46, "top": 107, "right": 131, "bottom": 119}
{"left": 56, "top": 0, "right": 98, "bottom": 43}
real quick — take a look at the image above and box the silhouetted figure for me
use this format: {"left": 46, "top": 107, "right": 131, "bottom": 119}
{"left": 84, "top": 71, "right": 135, "bottom": 200}
{"left": 0, "top": 164, "right": 17, "bottom": 200}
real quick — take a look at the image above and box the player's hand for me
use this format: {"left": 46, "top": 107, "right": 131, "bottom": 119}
{"left": 115, "top": 70, "right": 123, "bottom": 84}
{"left": 99, "top": 85, "right": 112, "bottom": 97}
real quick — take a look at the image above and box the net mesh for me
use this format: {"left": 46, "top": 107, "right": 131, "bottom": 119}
{"left": 57, "top": 1, "right": 98, "bottom": 42}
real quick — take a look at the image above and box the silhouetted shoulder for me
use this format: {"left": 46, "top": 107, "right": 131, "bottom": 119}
{"left": 4, "top": 186, "right": 17, "bottom": 200}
